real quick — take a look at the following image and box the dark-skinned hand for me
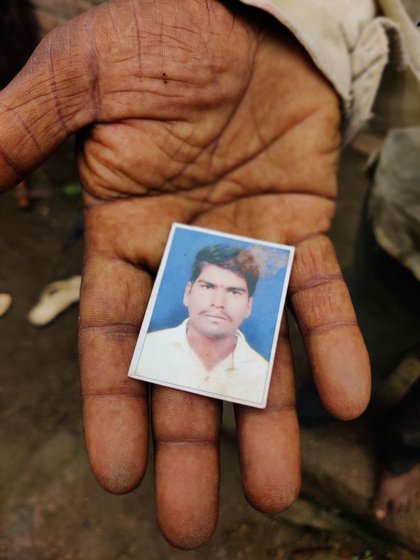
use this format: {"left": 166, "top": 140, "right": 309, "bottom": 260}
{"left": 0, "top": 0, "right": 370, "bottom": 549}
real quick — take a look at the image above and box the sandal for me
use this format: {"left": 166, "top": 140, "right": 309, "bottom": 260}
{"left": 28, "top": 276, "right": 81, "bottom": 326}
{"left": 0, "top": 293, "right": 12, "bottom": 318}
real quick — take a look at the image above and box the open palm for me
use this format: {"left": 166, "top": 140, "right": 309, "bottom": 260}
{"left": 0, "top": 0, "right": 370, "bottom": 549}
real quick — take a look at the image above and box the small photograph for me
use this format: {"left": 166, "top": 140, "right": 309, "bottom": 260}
{"left": 128, "top": 224, "right": 294, "bottom": 408}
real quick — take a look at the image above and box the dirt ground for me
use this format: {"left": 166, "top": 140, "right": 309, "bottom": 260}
{"left": 0, "top": 139, "right": 418, "bottom": 560}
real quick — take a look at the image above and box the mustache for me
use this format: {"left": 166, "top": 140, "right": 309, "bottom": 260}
{"left": 200, "top": 310, "right": 232, "bottom": 321}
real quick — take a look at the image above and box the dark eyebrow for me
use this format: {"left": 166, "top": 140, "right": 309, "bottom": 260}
{"left": 197, "top": 279, "right": 247, "bottom": 293}
{"left": 198, "top": 280, "right": 216, "bottom": 288}
{"left": 227, "top": 286, "right": 247, "bottom": 293}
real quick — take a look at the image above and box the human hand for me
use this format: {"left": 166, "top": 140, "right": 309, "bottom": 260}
{"left": 0, "top": 0, "right": 370, "bottom": 548}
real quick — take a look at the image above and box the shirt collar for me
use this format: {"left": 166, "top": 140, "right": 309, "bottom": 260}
{"left": 181, "top": 318, "right": 246, "bottom": 372}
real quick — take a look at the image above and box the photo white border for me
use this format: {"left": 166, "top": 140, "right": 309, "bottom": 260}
{"left": 128, "top": 223, "right": 294, "bottom": 408}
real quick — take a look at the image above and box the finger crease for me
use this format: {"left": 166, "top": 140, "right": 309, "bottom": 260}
{"left": 0, "top": 140, "right": 23, "bottom": 180}
{"left": 304, "top": 319, "right": 358, "bottom": 336}
{"left": 0, "top": 102, "right": 43, "bottom": 153}
{"left": 83, "top": 248, "right": 122, "bottom": 262}
{"left": 47, "top": 35, "right": 70, "bottom": 135}
{"left": 83, "top": 392, "right": 147, "bottom": 400}
{"left": 294, "top": 232, "right": 326, "bottom": 248}
{"left": 80, "top": 323, "right": 139, "bottom": 336}
{"left": 83, "top": 246, "right": 151, "bottom": 272}
{"left": 288, "top": 274, "right": 343, "bottom": 295}
{"left": 155, "top": 439, "right": 217, "bottom": 447}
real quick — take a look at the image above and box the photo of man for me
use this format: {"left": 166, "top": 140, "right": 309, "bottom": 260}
{"left": 129, "top": 224, "right": 294, "bottom": 407}
{"left": 139, "top": 244, "right": 268, "bottom": 403}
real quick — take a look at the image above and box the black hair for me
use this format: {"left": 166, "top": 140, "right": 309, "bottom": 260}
{"left": 190, "top": 244, "right": 259, "bottom": 296}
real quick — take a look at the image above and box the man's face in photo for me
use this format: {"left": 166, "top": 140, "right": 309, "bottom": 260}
{"left": 183, "top": 263, "right": 253, "bottom": 339}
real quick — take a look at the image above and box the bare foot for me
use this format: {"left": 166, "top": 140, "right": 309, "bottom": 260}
{"left": 374, "top": 465, "right": 420, "bottom": 519}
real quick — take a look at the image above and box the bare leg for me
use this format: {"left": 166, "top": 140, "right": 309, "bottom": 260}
{"left": 375, "top": 377, "right": 420, "bottom": 519}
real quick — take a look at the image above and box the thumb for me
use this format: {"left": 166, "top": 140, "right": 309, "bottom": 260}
{"left": 0, "top": 10, "right": 100, "bottom": 190}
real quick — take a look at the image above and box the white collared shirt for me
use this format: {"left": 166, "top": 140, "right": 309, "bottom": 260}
{"left": 138, "top": 319, "right": 269, "bottom": 406}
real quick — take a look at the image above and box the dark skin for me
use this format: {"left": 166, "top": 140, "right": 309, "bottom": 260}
{"left": 374, "top": 466, "right": 420, "bottom": 519}
{"left": 0, "top": 0, "right": 370, "bottom": 549}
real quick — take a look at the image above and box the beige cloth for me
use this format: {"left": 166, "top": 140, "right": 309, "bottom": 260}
{"left": 242, "top": 0, "right": 420, "bottom": 279}
{"left": 369, "top": 128, "right": 420, "bottom": 280}
{"left": 373, "top": 1, "right": 420, "bottom": 131}
{"left": 240, "top": 0, "right": 420, "bottom": 141}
